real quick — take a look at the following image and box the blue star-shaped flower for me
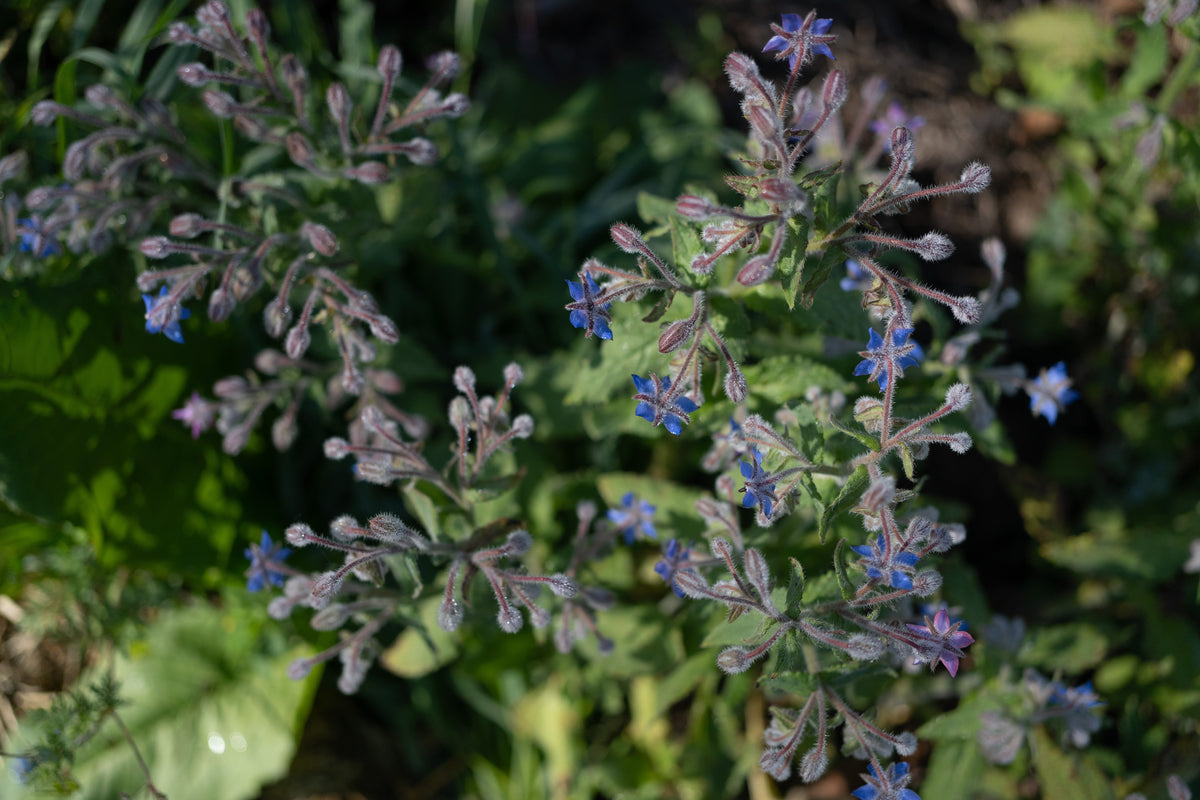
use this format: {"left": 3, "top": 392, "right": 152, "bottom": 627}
{"left": 839, "top": 258, "right": 871, "bottom": 292}
{"left": 632, "top": 373, "right": 699, "bottom": 436}
{"left": 654, "top": 539, "right": 692, "bottom": 597}
{"left": 565, "top": 270, "right": 613, "bottom": 340}
{"left": 1027, "top": 361, "right": 1078, "bottom": 424}
{"left": 142, "top": 286, "right": 191, "bottom": 344}
{"left": 852, "top": 761, "right": 921, "bottom": 800}
{"left": 607, "top": 492, "right": 657, "bottom": 544}
{"left": 853, "top": 327, "right": 923, "bottom": 391}
{"left": 16, "top": 216, "right": 60, "bottom": 257}
{"left": 763, "top": 13, "right": 835, "bottom": 71}
{"left": 244, "top": 530, "right": 291, "bottom": 592}
{"left": 850, "top": 532, "right": 919, "bottom": 590}
{"left": 739, "top": 448, "right": 777, "bottom": 516}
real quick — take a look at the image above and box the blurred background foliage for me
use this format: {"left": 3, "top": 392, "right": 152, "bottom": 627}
{"left": 0, "top": 0, "right": 1197, "bottom": 798}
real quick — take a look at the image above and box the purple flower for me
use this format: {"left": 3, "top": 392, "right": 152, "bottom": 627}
{"left": 172, "top": 391, "right": 216, "bottom": 438}
{"left": 654, "top": 539, "right": 692, "bottom": 597}
{"left": 565, "top": 270, "right": 613, "bottom": 340}
{"left": 1027, "top": 361, "right": 1078, "bottom": 424}
{"left": 871, "top": 101, "right": 926, "bottom": 145}
{"left": 16, "top": 216, "right": 59, "bottom": 257}
{"left": 840, "top": 258, "right": 871, "bottom": 292}
{"left": 852, "top": 761, "right": 920, "bottom": 800}
{"left": 854, "top": 327, "right": 923, "bottom": 391}
{"left": 142, "top": 286, "right": 191, "bottom": 344}
{"left": 739, "top": 448, "right": 777, "bottom": 516}
{"left": 851, "top": 532, "right": 919, "bottom": 590}
{"left": 607, "top": 492, "right": 657, "bottom": 543}
{"left": 906, "top": 608, "right": 975, "bottom": 677}
{"left": 763, "top": 13, "right": 835, "bottom": 72}
{"left": 245, "top": 530, "right": 291, "bottom": 592}
{"left": 632, "top": 373, "right": 699, "bottom": 436}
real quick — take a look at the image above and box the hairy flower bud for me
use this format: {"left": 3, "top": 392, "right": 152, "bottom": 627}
{"left": 759, "top": 177, "right": 803, "bottom": 204}
{"left": 959, "top": 161, "right": 991, "bottom": 193}
{"left": 63, "top": 141, "right": 87, "bottom": 181}
{"left": 286, "top": 132, "right": 316, "bottom": 167}
{"left": 323, "top": 437, "right": 350, "bottom": 460}
{"left": 400, "top": 137, "right": 439, "bottom": 165}
{"left": 946, "top": 432, "right": 973, "bottom": 454}
{"left": 848, "top": 634, "right": 886, "bottom": 661}
{"left": 246, "top": 7, "right": 270, "bottom": 40}
{"left": 861, "top": 475, "right": 895, "bottom": 512}
{"left": 300, "top": 221, "right": 338, "bottom": 255}
{"left": 281, "top": 54, "right": 307, "bottom": 92}
{"left": 285, "top": 523, "right": 314, "bottom": 547}
{"left": 285, "top": 323, "right": 311, "bottom": 358}
{"left": 890, "top": 125, "right": 915, "bottom": 163}
{"left": 657, "top": 318, "right": 694, "bottom": 353}
{"left": 287, "top": 657, "right": 314, "bottom": 680}
{"left": 503, "top": 362, "right": 524, "bottom": 386}
{"left": 177, "top": 63, "right": 210, "bottom": 86}
{"left": 272, "top": 414, "right": 298, "bottom": 451}
{"left": 511, "top": 414, "right": 534, "bottom": 438}
{"left": 610, "top": 222, "right": 644, "bottom": 254}
{"left": 799, "top": 746, "right": 829, "bottom": 782}
{"left": 377, "top": 44, "right": 403, "bottom": 80}
{"left": 676, "top": 194, "right": 717, "bottom": 220}
{"left": 30, "top": 101, "right": 61, "bottom": 126}
{"left": 203, "top": 89, "right": 236, "bottom": 118}
{"left": 950, "top": 295, "right": 982, "bottom": 324}
{"left": 326, "top": 82, "right": 350, "bottom": 123}
{"left": 439, "top": 93, "right": 470, "bottom": 117}
{"left": 717, "top": 647, "right": 753, "bottom": 674}
{"left": 496, "top": 606, "right": 523, "bottom": 633}
{"left": 169, "top": 213, "right": 205, "bottom": 239}
{"left": 724, "top": 52, "right": 761, "bottom": 94}
{"left": 505, "top": 529, "right": 532, "bottom": 555}
{"left": 208, "top": 287, "right": 236, "bottom": 322}
{"left": 821, "top": 69, "right": 848, "bottom": 112}
{"left": 427, "top": 51, "right": 461, "bottom": 79}
{"left": 724, "top": 366, "right": 748, "bottom": 403}
{"left": 911, "top": 569, "right": 943, "bottom": 596}
{"left": 139, "top": 236, "right": 172, "bottom": 259}
{"left": 437, "top": 597, "right": 463, "bottom": 632}
{"left": 346, "top": 161, "right": 389, "bottom": 184}
{"left": 945, "top": 383, "right": 973, "bottom": 412}
{"left": 262, "top": 297, "right": 292, "bottom": 338}
{"left": 914, "top": 231, "right": 954, "bottom": 261}
{"left": 736, "top": 255, "right": 775, "bottom": 287}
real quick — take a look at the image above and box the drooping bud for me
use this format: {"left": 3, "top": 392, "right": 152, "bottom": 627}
{"left": 505, "top": 529, "right": 532, "bottom": 555}
{"left": 281, "top": 54, "right": 307, "bottom": 92}
{"left": 367, "top": 314, "right": 399, "bottom": 343}
{"left": 723, "top": 52, "right": 761, "bottom": 94}
{"left": 245, "top": 7, "right": 270, "bottom": 40}
{"left": 503, "top": 362, "right": 524, "bottom": 386}
{"left": 300, "top": 221, "right": 338, "bottom": 255}
{"left": 947, "top": 432, "right": 973, "bottom": 454}
{"left": 139, "top": 236, "right": 172, "bottom": 259}
{"left": 208, "top": 287, "right": 236, "bottom": 321}
{"left": 950, "top": 295, "right": 982, "bottom": 324}
{"left": 285, "top": 523, "right": 315, "bottom": 547}
{"left": 724, "top": 366, "right": 748, "bottom": 403}
{"left": 759, "top": 177, "right": 803, "bottom": 204}
{"left": 285, "top": 323, "right": 311, "bottom": 358}
{"left": 286, "top": 132, "right": 315, "bottom": 167}
{"left": 169, "top": 213, "right": 205, "bottom": 238}
{"left": 326, "top": 82, "right": 351, "bottom": 124}
{"left": 177, "top": 63, "right": 210, "bottom": 87}
{"left": 323, "top": 437, "right": 350, "bottom": 460}
{"left": 847, "top": 634, "right": 886, "bottom": 661}
{"left": 263, "top": 297, "right": 292, "bottom": 338}
{"left": 496, "top": 605, "right": 523, "bottom": 633}
{"left": 30, "top": 101, "right": 61, "bottom": 126}
{"left": 437, "top": 597, "right": 463, "bottom": 631}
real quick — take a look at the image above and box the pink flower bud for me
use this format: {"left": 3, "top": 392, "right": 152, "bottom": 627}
{"left": 30, "top": 101, "right": 61, "bottom": 125}
{"left": 724, "top": 367, "right": 748, "bottom": 403}
{"left": 139, "top": 236, "right": 172, "bottom": 259}
{"left": 676, "top": 194, "right": 716, "bottom": 220}
{"left": 736, "top": 254, "right": 775, "bottom": 287}
{"left": 657, "top": 318, "right": 694, "bottom": 353}
{"left": 285, "top": 323, "right": 311, "bottom": 358}
{"left": 723, "top": 52, "right": 761, "bottom": 94}
{"left": 246, "top": 8, "right": 270, "bottom": 40}
{"left": 821, "top": 69, "right": 848, "bottom": 112}
{"left": 326, "top": 82, "right": 351, "bottom": 122}
{"left": 262, "top": 297, "right": 292, "bottom": 338}
{"left": 914, "top": 231, "right": 954, "bottom": 261}
{"left": 208, "top": 287, "right": 236, "bottom": 321}
{"left": 345, "top": 161, "right": 389, "bottom": 184}
{"left": 169, "top": 214, "right": 205, "bottom": 238}
{"left": 890, "top": 125, "right": 915, "bottom": 162}
{"left": 300, "top": 221, "right": 338, "bottom": 255}
{"left": 203, "top": 89, "right": 236, "bottom": 118}
{"left": 610, "top": 222, "right": 644, "bottom": 254}
{"left": 758, "top": 177, "right": 803, "bottom": 203}
{"left": 177, "top": 63, "right": 210, "bottom": 86}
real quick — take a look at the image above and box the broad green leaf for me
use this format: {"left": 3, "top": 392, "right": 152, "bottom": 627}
{"left": 8, "top": 602, "right": 318, "bottom": 800}
{"left": 0, "top": 278, "right": 245, "bottom": 582}
{"left": 784, "top": 557, "right": 805, "bottom": 617}
{"left": 817, "top": 465, "right": 868, "bottom": 544}
{"left": 919, "top": 738, "right": 986, "bottom": 799}
{"left": 380, "top": 596, "right": 460, "bottom": 678}
{"left": 777, "top": 217, "right": 810, "bottom": 310}
{"left": 739, "top": 353, "right": 845, "bottom": 406}
{"left": 1031, "top": 727, "right": 1116, "bottom": 800}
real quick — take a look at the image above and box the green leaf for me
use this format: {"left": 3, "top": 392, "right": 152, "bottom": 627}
{"left": 1019, "top": 622, "right": 1109, "bottom": 674}
{"left": 757, "top": 671, "right": 817, "bottom": 699}
{"left": 1031, "top": 727, "right": 1116, "bottom": 800}
{"left": 0, "top": 278, "right": 245, "bottom": 582}
{"left": 777, "top": 217, "right": 810, "bottom": 310}
{"left": 817, "top": 465, "right": 868, "bottom": 544}
{"left": 380, "top": 596, "right": 460, "bottom": 678}
{"left": 784, "top": 557, "right": 805, "bottom": 617}
{"left": 9, "top": 602, "right": 318, "bottom": 800}
{"left": 919, "top": 738, "right": 987, "bottom": 800}
{"left": 833, "top": 538, "right": 854, "bottom": 601}
{"left": 636, "top": 191, "right": 679, "bottom": 228}
{"left": 739, "top": 353, "right": 845, "bottom": 406}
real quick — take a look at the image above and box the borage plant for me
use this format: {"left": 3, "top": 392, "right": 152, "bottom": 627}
{"left": 557, "top": 9, "right": 1083, "bottom": 791}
